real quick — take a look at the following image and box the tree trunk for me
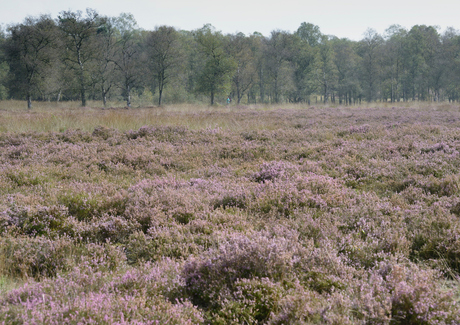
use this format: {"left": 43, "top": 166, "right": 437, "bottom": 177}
{"left": 80, "top": 73, "right": 87, "bottom": 107}
{"left": 27, "top": 94, "right": 32, "bottom": 109}
{"left": 274, "top": 77, "right": 279, "bottom": 103}
{"left": 323, "top": 82, "right": 328, "bottom": 104}
{"left": 79, "top": 64, "right": 86, "bottom": 106}
{"left": 237, "top": 85, "right": 241, "bottom": 104}
{"left": 158, "top": 74, "right": 164, "bottom": 106}
{"left": 102, "top": 86, "right": 107, "bottom": 107}
{"left": 391, "top": 82, "right": 394, "bottom": 103}
{"left": 259, "top": 68, "right": 264, "bottom": 103}
{"left": 78, "top": 51, "right": 87, "bottom": 107}
{"left": 126, "top": 85, "right": 131, "bottom": 108}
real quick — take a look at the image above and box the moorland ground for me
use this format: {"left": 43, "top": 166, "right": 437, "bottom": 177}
{"left": 1, "top": 101, "right": 460, "bottom": 324}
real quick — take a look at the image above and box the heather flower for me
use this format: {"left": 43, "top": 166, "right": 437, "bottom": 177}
{"left": 1, "top": 106, "right": 460, "bottom": 323}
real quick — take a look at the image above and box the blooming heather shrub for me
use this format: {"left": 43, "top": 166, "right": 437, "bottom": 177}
{"left": 182, "top": 231, "right": 305, "bottom": 310}
{"left": 329, "top": 198, "right": 413, "bottom": 268}
{"left": 213, "top": 194, "right": 247, "bottom": 210}
{"left": 57, "top": 184, "right": 127, "bottom": 222}
{"left": 409, "top": 209, "right": 460, "bottom": 273}
{"left": 4, "top": 166, "right": 48, "bottom": 187}
{"left": 0, "top": 235, "right": 73, "bottom": 279}
{"left": 0, "top": 294, "right": 203, "bottom": 324}
{"left": 0, "top": 204, "right": 69, "bottom": 237}
{"left": 266, "top": 289, "right": 327, "bottom": 324}
{"left": 124, "top": 231, "right": 155, "bottom": 264}
{"left": 218, "top": 142, "right": 273, "bottom": 162}
{"left": 108, "top": 142, "right": 168, "bottom": 172}
{"left": 384, "top": 262, "right": 460, "bottom": 324}
{"left": 250, "top": 173, "right": 355, "bottom": 217}
{"left": 74, "top": 242, "right": 126, "bottom": 271}
{"left": 109, "top": 259, "right": 186, "bottom": 298}
{"left": 4, "top": 106, "right": 460, "bottom": 322}
{"left": 251, "top": 180, "right": 312, "bottom": 217}
{"left": 79, "top": 214, "right": 139, "bottom": 243}
{"left": 419, "top": 174, "right": 460, "bottom": 197}
{"left": 124, "top": 177, "right": 214, "bottom": 230}
{"left": 0, "top": 261, "right": 204, "bottom": 324}
{"left": 252, "top": 160, "right": 299, "bottom": 183}
{"left": 0, "top": 236, "right": 125, "bottom": 280}
{"left": 124, "top": 227, "right": 202, "bottom": 265}
{"left": 337, "top": 124, "right": 371, "bottom": 137}
{"left": 212, "top": 278, "right": 286, "bottom": 324}
{"left": 268, "top": 290, "right": 357, "bottom": 325}
{"left": 204, "top": 179, "right": 252, "bottom": 211}
{"left": 266, "top": 261, "right": 460, "bottom": 324}
{"left": 351, "top": 270, "right": 392, "bottom": 323}
{"left": 240, "top": 130, "right": 273, "bottom": 142}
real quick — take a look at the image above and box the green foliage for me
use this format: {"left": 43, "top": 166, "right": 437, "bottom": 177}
{"left": 0, "top": 62, "right": 8, "bottom": 100}
{"left": 1, "top": 11, "right": 460, "bottom": 106}
{"left": 124, "top": 228, "right": 200, "bottom": 265}
{"left": 58, "top": 9, "right": 104, "bottom": 107}
{"left": 194, "top": 25, "right": 236, "bottom": 105}
{"left": 357, "top": 28, "right": 384, "bottom": 102}
{"left": 212, "top": 278, "right": 285, "bottom": 324}
{"left": 3, "top": 15, "right": 57, "bottom": 107}
{"left": 57, "top": 189, "right": 127, "bottom": 222}
{"left": 146, "top": 25, "right": 184, "bottom": 106}
{"left": 296, "top": 22, "right": 322, "bottom": 47}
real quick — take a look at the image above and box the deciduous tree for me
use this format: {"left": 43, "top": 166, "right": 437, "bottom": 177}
{"left": 226, "top": 32, "right": 257, "bottom": 104}
{"left": 194, "top": 25, "right": 236, "bottom": 105}
{"left": 441, "top": 28, "right": 460, "bottom": 101}
{"left": 4, "top": 15, "right": 57, "bottom": 108}
{"left": 263, "top": 30, "right": 296, "bottom": 103}
{"left": 58, "top": 9, "right": 103, "bottom": 107}
{"left": 0, "top": 25, "right": 9, "bottom": 100}
{"left": 146, "top": 26, "right": 183, "bottom": 106}
{"left": 93, "top": 17, "right": 118, "bottom": 107}
{"left": 381, "top": 25, "right": 407, "bottom": 102}
{"left": 112, "top": 13, "right": 143, "bottom": 108}
{"left": 314, "top": 36, "right": 338, "bottom": 103}
{"left": 289, "top": 23, "right": 320, "bottom": 103}
{"left": 357, "top": 28, "right": 383, "bottom": 102}
{"left": 332, "top": 37, "right": 360, "bottom": 104}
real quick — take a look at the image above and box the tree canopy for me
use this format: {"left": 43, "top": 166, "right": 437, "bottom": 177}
{"left": 1, "top": 9, "right": 460, "bottom": 107}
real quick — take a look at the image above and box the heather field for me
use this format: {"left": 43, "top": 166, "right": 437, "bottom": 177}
{"left": 2, "top": 103, "right": 460, "bottom": 324}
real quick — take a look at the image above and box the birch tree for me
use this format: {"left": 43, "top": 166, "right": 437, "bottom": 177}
{"left": 112, "top": 13, "right": 143, "bottom": 108}
{"left": 146, "top": 26, "right": 183, "bottom": 106}
{"left": 58, "top": 9, "right": 102, "bottom": 107}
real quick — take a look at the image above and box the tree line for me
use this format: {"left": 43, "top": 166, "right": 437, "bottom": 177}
{"left": 1, "top": 8, "right": 460, "bottom": 108}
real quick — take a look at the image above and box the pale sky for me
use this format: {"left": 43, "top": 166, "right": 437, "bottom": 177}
{"left": 1, "top": 0, "right": 459, "bottom": 40}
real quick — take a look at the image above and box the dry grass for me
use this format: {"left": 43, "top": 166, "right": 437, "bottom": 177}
{"left": 1, "top": 100, "right": 459, "bottom": 133}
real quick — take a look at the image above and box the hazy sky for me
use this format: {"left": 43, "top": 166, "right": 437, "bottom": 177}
{"left": 1, "top": 0, "right": 459, "bottom": 40}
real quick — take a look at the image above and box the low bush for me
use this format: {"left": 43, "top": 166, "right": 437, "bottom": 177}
{"left": 0, "top": 236, "right": 125, "bottom": 279}
{"left": 1, "top": 106, "right": 460, "bottom": 322}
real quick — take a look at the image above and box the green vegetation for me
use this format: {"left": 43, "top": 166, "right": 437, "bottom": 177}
{"left": 1, "top": 9, "right": 460, "bottom": 109}
{"left": 0, "top": 103, "right": 460, "bottom": 323}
